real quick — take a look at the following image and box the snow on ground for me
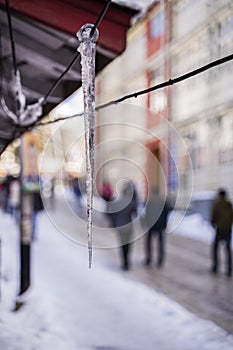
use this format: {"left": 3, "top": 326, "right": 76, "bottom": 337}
{"left": 168, "top": 210, "right": 233, "bottom": 248}
{"left": 168, "top": 211, "right": 214, "bottom": 243}
{"left": 0, "top": 209, "right": 233, "bottom": 350}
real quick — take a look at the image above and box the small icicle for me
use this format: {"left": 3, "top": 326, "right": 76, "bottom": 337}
{"left": 77, "top": 24, "right": 99, "bottom": 268}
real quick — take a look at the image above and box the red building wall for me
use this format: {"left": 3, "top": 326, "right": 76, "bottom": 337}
{"left": 145, "top": 1, "right": 172, "bottom": 195}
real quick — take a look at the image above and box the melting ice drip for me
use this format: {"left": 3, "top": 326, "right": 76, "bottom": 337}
{"left": 77, "top": 24, "right": 99, "bottom": 268}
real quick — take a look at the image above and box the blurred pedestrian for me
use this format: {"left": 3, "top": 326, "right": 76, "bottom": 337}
{"left": 9, "top": 177, "right": 20, "bottom": 221}
{"left": 101, "top": 181, "right": 113, "bottom": 202}
{"left": 110, "top": 181, "right": 137, "bottom": 270}
{"left": 211, "top": 189, "right": 233, "bottom": 277}
{"left": 73, "top": 176, "right": 83, "bottom": 210}
{"left": 144, "top": 188, "right": 170, "bottom": 268}
{"left": 0, "top": 181, "right": 3, "bottom": 210}
{"left": 32, "top": 190, "right": 44, "bottom": 240}
{"left": 100, "top": 181, "right": 114, "bottom": 223}
{"left": 50, "top": 176, "right": 55, "bottom": 210}
{"left": 2, "top": 175, "right": 13, "bottom": 213}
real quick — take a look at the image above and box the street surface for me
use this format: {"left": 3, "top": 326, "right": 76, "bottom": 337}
{"left": 0, "top": 194, "right": 233, "bottom": 349}
{"left": 49, "top": 194, "right": 233, "bottom": 334}
{"left": 129, "top": 234, "right": 233, "bottom": 334}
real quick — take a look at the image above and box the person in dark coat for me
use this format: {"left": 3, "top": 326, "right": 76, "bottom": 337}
{"left": 144, "top": 188, "right": 170, "bottom": 268}
{"left": 73, "top": 176, "right": 83, "bottom": 210}
{"left": 32, "top": 190, "right": 44, "bottom": 240}
{"left": 110, "top": 181, "right": 137, "bottom": 270}
{"left": 211, "top": 189, "right": 233, "bottom": 277}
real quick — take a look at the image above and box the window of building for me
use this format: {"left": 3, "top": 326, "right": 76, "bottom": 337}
{"left": 150, "top": 10, "right": 165, "bottom": 39}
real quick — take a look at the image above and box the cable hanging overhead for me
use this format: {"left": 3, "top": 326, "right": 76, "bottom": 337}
{"left": 2, "top": 0, "right": 233, "bottom": 139}
{"left": 42, "top": 0, "right": 112, "bottom": 106}
{"left": 0, "top": 0, "right": 115, "bottom": 154}
{"left": 1, "top": 0, "right": 113, "bottom": 125}
{"left": 36, "top": 52, "right": 233, "bottom": 127}
{"left": 5, "top": 0, "right": 17, "bottom": 74}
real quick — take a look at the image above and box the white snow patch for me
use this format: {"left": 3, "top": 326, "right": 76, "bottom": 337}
{"left": 0, "top": 210, "right": 233, "bottom": 350}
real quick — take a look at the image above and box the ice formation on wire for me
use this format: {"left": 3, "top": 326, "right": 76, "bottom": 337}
{"left": 77, "top": 24, "right": 99, "bottom": 268}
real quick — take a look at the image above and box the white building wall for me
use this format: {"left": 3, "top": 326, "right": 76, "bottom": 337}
{"left": 96, "top": 23, "right": 148, "bottom": 200}
{"left": 173, "top": 0, "right": 208, "bottom": 39}
{"left": 96, "top": 0, "right": 233, "bottom": 203}
{"left": 171, "top": 0, "right": 233, "bottom": 201}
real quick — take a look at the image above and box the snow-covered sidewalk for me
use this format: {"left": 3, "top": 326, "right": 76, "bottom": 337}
{"left": 0, "top": 209, "right": 233, "bottom": 350}
{"left": 168, "top": 210, "right": 233, "bottom": 247}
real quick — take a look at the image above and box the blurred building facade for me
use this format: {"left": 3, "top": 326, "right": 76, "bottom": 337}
{"left": 96, "top": 0, "right": 233, "bottom": 204}
{"left": 171, "top": 0, "right": 233, "bottom": 199}
{"left": 96, "top": 19, "right": 148, "bottom": 200}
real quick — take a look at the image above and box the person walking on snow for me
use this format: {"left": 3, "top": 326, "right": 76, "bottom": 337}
{"left": 110, "top": 181, "right": 137, "bottom": 270}
{"left": 144, "top": 188, "right": 170, "bottom": 268}
{"left": 211, "top": 188, "right": 233, "bottom": 277}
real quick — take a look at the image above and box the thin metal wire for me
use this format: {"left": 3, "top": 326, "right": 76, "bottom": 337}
{"left": 0, "top": 29, "right": 5, "bottom": 101}
{"left": 1, "top": 51, "right": 232, "bottom": 161}
{"left": 36, "top": 53, "right": 233, "bottom": 127}
{"left": 0, "top": 0, "right": 113, "bottom": 148}
{"left": 0, "top": 26, "right": 16, "bottom": 120}
{"left": 42, "top": 0, "right": 112, "bottom": 105}
{"left": 42, "top": 52, "right": 81, "bottom": 105}
{"left": 0, "top": 30, "right": 8, "bottom": 118}
{"left": 90, "top": 0, "right": 112, "bottom": 37}
{"left": 95, "top": 53, "right": 233, "bottom": 106}
{"left": 5, "top": 0, "right": 17, "bottom": 75}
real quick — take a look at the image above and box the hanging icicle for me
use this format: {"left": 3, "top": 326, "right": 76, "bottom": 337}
{"left": 1, "top": 68, "right": 43, "bottom": 126}
{"left": 77, "top": 24, "right": 99, "bottom": 268}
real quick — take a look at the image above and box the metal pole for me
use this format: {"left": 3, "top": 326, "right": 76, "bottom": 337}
{"left": 14, "top": 136, "right": 32, "bottom": 310}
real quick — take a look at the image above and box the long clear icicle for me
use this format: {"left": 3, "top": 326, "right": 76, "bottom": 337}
{"left": 77, "top": 24, "right": 99, "bottom": 268}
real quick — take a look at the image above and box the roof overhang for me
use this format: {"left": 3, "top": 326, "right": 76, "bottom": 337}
{"left": 0, "top": 0, "right": 138, "bottom": 153}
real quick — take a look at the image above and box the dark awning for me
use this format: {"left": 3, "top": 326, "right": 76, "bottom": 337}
{"left": 0, "top": 0, "right": 138, "bottom": 153}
